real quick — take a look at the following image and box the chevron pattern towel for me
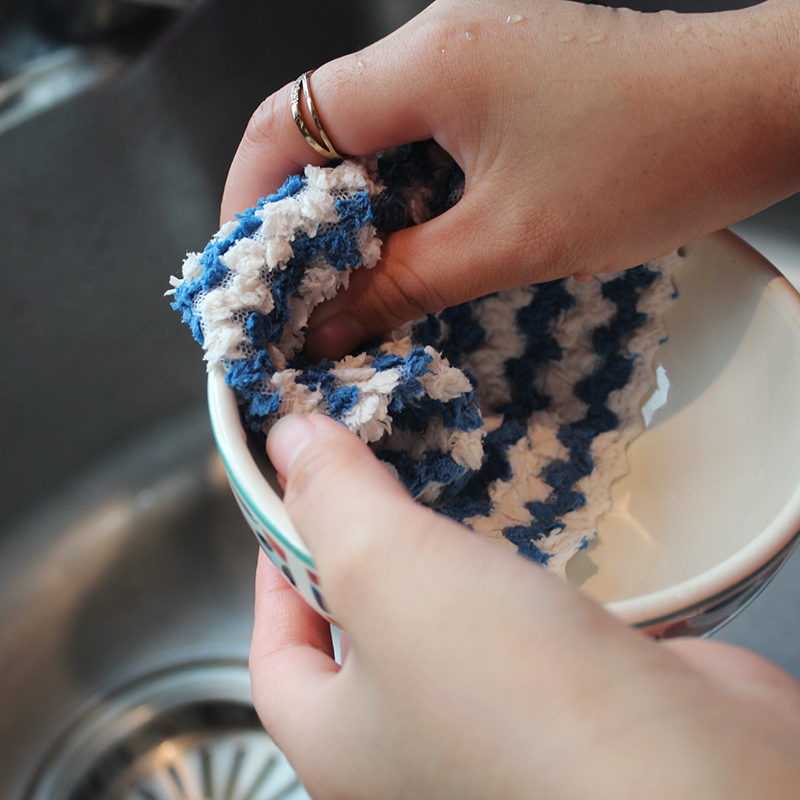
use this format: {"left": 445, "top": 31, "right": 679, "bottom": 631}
{"left": 169, "top": 142, "right": 678, "bottom": 575}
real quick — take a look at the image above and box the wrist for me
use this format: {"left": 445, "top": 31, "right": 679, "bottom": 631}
{"left": 646, "top": 3, "right": 800, "bottom": 219}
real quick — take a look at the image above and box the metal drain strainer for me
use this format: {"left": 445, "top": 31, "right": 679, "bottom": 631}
{"left": 102, "top": 727, "right": 302, "bottom": 800}
{"left": 25, "top": 661, "right": 310, "bottom": 800}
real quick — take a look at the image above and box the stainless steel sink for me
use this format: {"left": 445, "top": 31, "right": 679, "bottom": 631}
{"left": 1, "top": 0, "right": 798, "bottom": 796}
{"left": 0, "top": 414, "right": 260, "bottom": 797}
{"left": 0, "top": 1, "right": 426, "bottom": 796}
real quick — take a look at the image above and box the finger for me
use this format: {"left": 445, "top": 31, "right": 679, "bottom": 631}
{"left": 253, "top": 549, "right": 335, "bottom": 659}
{"left": 266, "top": 413, "right": 459, "bottom": 623}
{"left": 250, "top": 550, "right": 338, "bottom": 738}
{"left": 220, "top": 17, "right": 440, "bottom": 224}
{"left": 304, "top": 182, "right": 570, "bottom": 361}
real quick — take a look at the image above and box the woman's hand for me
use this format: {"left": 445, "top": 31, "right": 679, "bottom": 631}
{"left": 250, "top": 413, "right": 800, "bottom": 800}
{"left": 221, "top": 0, "right": 800, "bottom": 361}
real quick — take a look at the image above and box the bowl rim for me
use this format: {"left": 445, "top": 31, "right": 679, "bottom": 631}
{"left": 207, "top": 229, "right": 800, "bottom": 627}
{"left": 208, "top": 375, "right": 316, "bottom": 568}
{"left": 606, "top": 230, "right": 800, "bottom": 625}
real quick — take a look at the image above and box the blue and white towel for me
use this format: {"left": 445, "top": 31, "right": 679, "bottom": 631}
{"left": 169, "top": 142, "right": 678, "bottom": 575}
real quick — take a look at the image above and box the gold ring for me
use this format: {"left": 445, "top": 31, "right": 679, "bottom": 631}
{"left": 291, "top": 70, "right": 347, "bottom": 160}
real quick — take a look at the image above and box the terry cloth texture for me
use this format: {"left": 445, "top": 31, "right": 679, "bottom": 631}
{"left": 169, "top": 142, "right": 678, "bottom": 575}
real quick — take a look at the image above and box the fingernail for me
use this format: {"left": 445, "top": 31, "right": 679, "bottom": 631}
{"left": 267, "top": 415, "right": 317, "bottom": 476}
{"left": 305, "top": 313, "right": 366, "bottom": 361}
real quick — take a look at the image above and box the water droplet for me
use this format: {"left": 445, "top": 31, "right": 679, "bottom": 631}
{"left": 559, "top": 32, "right": 576, "bottom": 43}
{"left": 356, "top": 59, "right": 366, "bottom": 70}
{"left": 465, "top": 29, "right": 476, "bottom": 41}
{"left": 674, "top": 21, "right": 691, "bottom": 34}
{"left": 440, "top": 47, "right": 446, "bottom": 56}
{"left": 585, "top": 32, "right": 607, "bottom": 44}
{"left": 506, "top": 13, "right": 525, "bottom": 24}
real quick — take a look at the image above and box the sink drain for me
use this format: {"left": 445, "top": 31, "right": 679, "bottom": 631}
{"left": 25, "top": 661, "right": 309, "bottom": 800}
{"left": 69, "top": 704, "right": 304, "bottom": 800}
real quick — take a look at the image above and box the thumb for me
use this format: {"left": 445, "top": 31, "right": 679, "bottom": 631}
{"left": 266, "top": 413, "right": 461, "bottom": 628}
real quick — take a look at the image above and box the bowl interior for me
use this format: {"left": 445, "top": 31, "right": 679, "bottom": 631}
{"left": 570, "top": 231, "right": 800, "bottom": 621}
{"left": 209, "top": 230, "right": 800, "bottom": 624}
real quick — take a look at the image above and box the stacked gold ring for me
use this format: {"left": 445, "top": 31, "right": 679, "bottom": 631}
{"left": 291, "top": 70, "right": 348, "bottom": 160}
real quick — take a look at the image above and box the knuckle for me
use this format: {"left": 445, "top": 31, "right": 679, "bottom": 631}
{"left": 362, "top": 255, "right": 450, "bottom": 329}
{"left": 243, "top": 90, "right": 286, "bottom": 152}
{"left": 407, "top": 6, "right": 498, "bottom": 110}
{"left": 318, "top": 50, "right": 367, "bottom": 86}
{"left": 283, "top": 434, "right": 353, "bottom": 508}
{"left": 421, "top": 24, "right": 473, "bottom": 84}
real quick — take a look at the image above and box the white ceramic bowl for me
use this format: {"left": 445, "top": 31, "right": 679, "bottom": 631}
{"left": 208, "top": 230, "right": 800, "bottom": 636}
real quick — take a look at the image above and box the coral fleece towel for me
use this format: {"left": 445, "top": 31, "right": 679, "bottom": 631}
{"left": 169, "top": 142, "right": 677, "bottom": 575}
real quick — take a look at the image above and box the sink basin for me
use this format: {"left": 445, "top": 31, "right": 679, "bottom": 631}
{"left": 0, "top": 414, "right": 261, "bottom": 797}
{"left": 0, "top": 0, "right": 426, "bottom": 796}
